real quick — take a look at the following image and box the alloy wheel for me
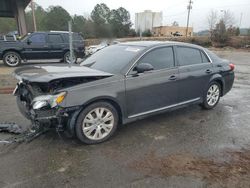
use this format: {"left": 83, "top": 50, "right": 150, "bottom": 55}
{"left": 82, "top": 107, "right": 115, "bottom": 140}
{"left": 65, "top": 52, "right": 76, "bottom": 63}
{"left": 5, "top": 53, "right": 19, "bottom": 66}
{"left": 207, "top": 84, "right": 220, "bottom": 106}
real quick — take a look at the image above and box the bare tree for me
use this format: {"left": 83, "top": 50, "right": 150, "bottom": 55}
{"left": 221, "top": 10, "right": 235, "bottom": 28}
{"left": 207, "top": 10, "right": 218, "bottom": 32}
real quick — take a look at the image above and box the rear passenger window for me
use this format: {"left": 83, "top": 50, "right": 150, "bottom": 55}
{"left": 48, "top": 34, "right": 63, "bottom": 43}
{"left": 177, "top": 47, "right": 203, "bottom": 66}
{"left": 138, "top": 47, "right": 175, "bottom": 70}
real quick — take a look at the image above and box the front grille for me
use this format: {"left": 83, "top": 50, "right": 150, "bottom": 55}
{"left": 34, "top": 108, "right": 57, "bottom": 118}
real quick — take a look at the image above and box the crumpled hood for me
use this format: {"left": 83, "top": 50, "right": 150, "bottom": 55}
{"left": 13, "top": 64, "right": 113, "bottom": 82}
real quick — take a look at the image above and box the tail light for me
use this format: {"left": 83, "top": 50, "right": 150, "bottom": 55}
{"left": 229, "top": 63, "right": 235, "bottom": 71}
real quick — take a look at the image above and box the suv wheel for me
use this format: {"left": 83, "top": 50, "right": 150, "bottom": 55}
{"left": 202, "top": 82, "right": 221, "bottom": 109}
{"left": 75, "top": 102, "right": 119, "bottom": 144}
{"left": 3, "top": 51, "right": 21, "bottom": 67}
{"left": 64, "top": 51, "right": 76, "bottom": 64}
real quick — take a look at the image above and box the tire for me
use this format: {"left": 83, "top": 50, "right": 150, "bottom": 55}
{"left": 16, "top": 96, "right": 31, "bottom": 120}
{"left": 3, "top": 51, "right": 22, "bottom": 67}
{"left": 202, "top": 81, "right": 221, "bottom": 110}
{"left": 63, "top": 51, "right": 77, "bottom": 64}
{"left": 75, "top": 101, "right": 119, "bottom": 144}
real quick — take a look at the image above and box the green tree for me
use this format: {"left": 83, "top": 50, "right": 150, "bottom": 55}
{"left": 0, "top": 18, "right": 16, "bottom": 34}
{"left": 42, "top": 6, "right": 71, "bottom": 31}
{"left": 128, "top": 29, "right": 137, "bottom": 37}
{"left": 25, "top": 3, "right": 47, "bottom": 32}
{"left": 235, "top": 27, "right": 240, "bottom": 36}
{"left": 91, "top": 3, "right": 112, "bottom": 37}
{"left": 91, "top": 3, "right": 110, "bottom": 25}
{"left": 142, "top": 29, "right": 152, "bottom": 37}
{"left": 212, "top": 20, "right": 228, "bottom": 44}
{"left": 72, "top": 15, "right": 86, "bottom": 33}
{"left": 82, "top": 19, "right": 96, "bottom": 38}
{"left": 108, "top": 7, "right": 132, "bottom": 37}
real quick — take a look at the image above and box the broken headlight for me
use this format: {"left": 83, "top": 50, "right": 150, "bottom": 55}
{"left": 32, "top": 92, "right": 67, "bottom": 110}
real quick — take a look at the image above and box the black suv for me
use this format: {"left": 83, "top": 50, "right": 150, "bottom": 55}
{"left": 0, "top": 31, "right": 85, "bottom": 67}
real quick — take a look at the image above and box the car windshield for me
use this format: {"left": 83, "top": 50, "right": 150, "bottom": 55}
{"left": 80, "top": 45, "right": 144, "bottom": 74}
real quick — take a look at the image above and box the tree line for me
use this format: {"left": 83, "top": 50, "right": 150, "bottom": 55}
{"left": 207, "top": 10, "right": 243, "bottom": 43}
{"left": 0, "top": 3, "right": 137, "bottom": 38}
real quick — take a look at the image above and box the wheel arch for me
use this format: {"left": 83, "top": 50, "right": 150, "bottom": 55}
{"left": 209, "top": 74, "right": 225, "bottom": 96}
{"left": 67, "top": 96, "right": 124, "bottom": 136}
{"left": 2, "top": 49, "right": 23, "bottom": 59}
{"left": 82, "top": 97, "right": 123, "bottom": 124}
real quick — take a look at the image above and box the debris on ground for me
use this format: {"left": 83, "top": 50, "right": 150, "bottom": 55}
{"left": 0, "top": 122, "right": 23, "bottom": 134}
{"left": 0, "top": 122, "right": 49, "bottom": 144}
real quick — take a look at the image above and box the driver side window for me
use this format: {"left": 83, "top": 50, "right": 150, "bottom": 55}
{"left": 29, "top": 33, "right": 46, "bottom": 44}
{"left": 138, "top": 47, "right": 175, "bottom": 70}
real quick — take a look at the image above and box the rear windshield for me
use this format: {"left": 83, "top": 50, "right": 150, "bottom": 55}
{"left": 80, "top": 45, "right": 145, "bottom": 74}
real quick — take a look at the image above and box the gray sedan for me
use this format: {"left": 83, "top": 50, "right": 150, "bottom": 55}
{"left": 13, "top": 41, "right": 235, "bottom": 144}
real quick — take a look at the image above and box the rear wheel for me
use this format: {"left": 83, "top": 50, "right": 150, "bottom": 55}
{"left": 75, "top": 102, "right": 118, "bottom": 144}
{"left": 63, "top": 51, "right": 76, "bottom": 64}
{"left": 3, "top": 51, "right": 21, "bottom": 67}
{"left": 202, "top": 82, "right": 221, "bottom": 109}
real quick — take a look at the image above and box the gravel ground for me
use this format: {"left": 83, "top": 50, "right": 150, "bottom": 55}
{"left": 0, "top": 50, "right": 250, "bottom": 188}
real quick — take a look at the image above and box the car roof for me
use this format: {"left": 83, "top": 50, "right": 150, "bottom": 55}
{"left": 30, "top": 31, "right": 78, "bottom": 35}
{"left": 119, "top": 41, "right": 204, "bottom": 49}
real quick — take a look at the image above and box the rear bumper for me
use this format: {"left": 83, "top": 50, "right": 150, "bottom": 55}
{"left": 222, "top": 71, "right": 234, "bottom": 96}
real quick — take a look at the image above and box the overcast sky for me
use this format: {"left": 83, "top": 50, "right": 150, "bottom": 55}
{"left": 35, "top": 0, "right": 250, "bottom": 31}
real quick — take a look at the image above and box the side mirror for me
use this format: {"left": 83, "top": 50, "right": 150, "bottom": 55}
{"left": 134, "top": 63, "right": 154, "bottom": 73}
{"left": 27, "top": 39, "right": 32, "bottom": 45}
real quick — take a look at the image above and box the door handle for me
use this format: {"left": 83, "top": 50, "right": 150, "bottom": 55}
{"left": 169, "top": 75, "right": 177, "bottom": 81}
{"left": 205, "top": 69, "right": 212, "bottom": 74}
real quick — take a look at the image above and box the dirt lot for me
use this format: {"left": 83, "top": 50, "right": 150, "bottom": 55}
{"left": 0, "top": 49, "right": 250, "bottom": 188}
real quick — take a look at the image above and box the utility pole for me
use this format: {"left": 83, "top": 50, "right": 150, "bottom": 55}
{"left": 31, "top": 0, "right": 37, "bottom": 32}
{"left": 239, "top": 13, "right": 243, "bottom": 28}
{"left": 185, "top": 0, "right": 193, "bottom": 37}
{"left": 68, "top": 20, "right": 73, "bottom": 64}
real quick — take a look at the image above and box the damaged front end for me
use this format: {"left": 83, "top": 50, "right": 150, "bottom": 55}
{"left": 12, "top": 64, "right": 113, "bottom": 136}
{"left": 14, "top": 80, "right": 76, "bottom": 133}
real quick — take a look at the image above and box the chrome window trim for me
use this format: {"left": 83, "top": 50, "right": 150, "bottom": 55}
{"left": 175, "top": 46, "right": 213, "bottom": 67}
{"left": 125, "top": 45, "right": 213, "bottom": 76}
{"left": 128, "top": 97, "right": 200, "bottom": 119}
{"left": 125, "top": 45, "right": 175, "bottom": 76}
{"left": 202, "top": 49, "right": 213, "bottom": 63}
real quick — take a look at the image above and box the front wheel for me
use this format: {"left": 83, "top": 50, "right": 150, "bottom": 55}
{"left": 202, "top": 82, "right": 221, "bottom": 110}
{"left": 75, "top": 102, "right": 119, "bottom": 144}
{"left": 3, "top": 51, "right": 22, "bottom": 67}
{"left": 63, "top": 51, "right": 76, "bottom": 64}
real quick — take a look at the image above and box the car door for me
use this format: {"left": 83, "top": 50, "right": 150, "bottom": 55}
{"left": 48, "top": 34, "right": 66, "bottom": 59}
{"left": 176, "top": 46, "right": 213, "bottom": 102}
{"left": 125, "top": 46, "right": 179, "bottom": 118}
{"left": 23, "top": 33, "right": 49, "bottom": 59}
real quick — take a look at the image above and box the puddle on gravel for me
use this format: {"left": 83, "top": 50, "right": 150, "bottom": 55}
{"left": 129, "top": 149, "right": 250, "bottom": 188}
